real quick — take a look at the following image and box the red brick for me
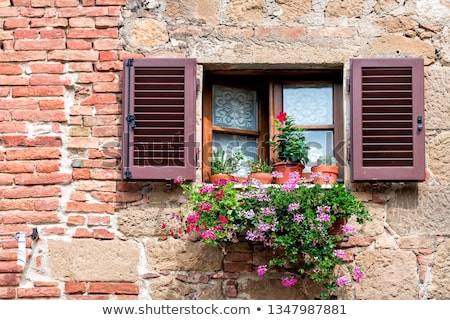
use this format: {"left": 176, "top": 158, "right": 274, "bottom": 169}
{"left": 69, "top": 17, "right": 95, "bottom": 28}
{"left": 28, "top": 63, "right": 65, "bottom": 74}
{"left": 0, "top": 250, "right": 17, "bottom": 261}
{"left": 34, "top": 199, "right": 60, "bottom": 211}
{"left": 72, "top": 168, "right": 90, "bottom": 179}
{"left": 68, "top": 137, "right": 100, "bottom": 148}
{"left": 59, "top": 7, "right": 109, "bottom": 18}
{"left": 15, "top": 172, "right": 72, "bottom": 185}
{"left": 33, "top": 281, "right": 59, "bottom": 287}
{"left": 0, "top": 162, "right": 34, "bottom": 173}
{"left": 66, "top": 201, "right": 115, "bottom": 214}
{"left": 0, "top": 75, "right": 29, "bottom": 86}
{"left": 93, "top": 39, "right": 119, "bottom": 51}
{"left": 92, "top": 192, "right": 142, "bottom": 203}
{"left": 0, "top": 261, "right": 23, "bottom": 273}
{"left": 95, "top": 61, "right": 122, "bottom": 71}
{"left": 225, "top": 252, "right": 252, "bottom": 262}
{"left": 80, "top": 94, "right": 117, "bottom": 105}
{"left": 0, "top": 64, "right": 23, "bottom": 75}
{"left": 66, "top": 294, "right": 109, "bottom": 300}
{"left": 92, "top": 228, "right": 115, "bottom": 239}
{"left": 0, "top": 51, "right": 47, "bottom": 62}
{"left": 40, "top": 29, "right": 65, "bottom": 38}
{"left": 55, "top": 0, "right": 79, "bottom": 7}
{"left": 87, "top": 215, "right": 110, "bottom": 226}
{"left": 65, "top": 282, "right": 87, "bottom": 294}
{"left": 48, "top": 50, "right": 99, "bottom": 62}
{"left": 18, "top": 6, "right": 44, "bottom": 17}
{"left": 15, "top": 39, "right": 66, "bottom": 51}
{"left": 35, "top": 160, "right": 59, "bottom": 173}
{"left": 0, "top": 199, "right": 35, "bottom": 211}
{"left": 4, "top": 18, "right": 29, "bottom": 29}
{"left": 0, "top": 174, "right": 14, "bottom": 185}
{"left": 17, "top": 287, "right": 61, "bottom": 298}
{"left": 3, "top": 186, "right": 61, "bottom": 199}
{"left": 67, "top": 40, "right": 92, "bottom": 50}
{"left": 90, "top": 169, "right": 120, "bottom": 180}
{"left": 0, "top": 136, "right": 62, "bottom": 147}
{"left": 73, "top": 228, "right": 93, "bottom": 238}
{"left": 2, "top": 212, "right": 59, "bottom": 224}
{"left": 29, "top": 18, "right": 68, "bottom": 28}
{"left": 29, "top": 75, "right": 71, "bottom": 86}
{"left": 67, "top": 215, "right": 86, "bottom": 225}
{"left": 14, "top": 29, "right": 39, "bottom": 39}
{"left": 0, "top": 274, "right": 21, "bottom": 286}
{"left": 224, "top": 262, "right": 252, "bottom": 272}
{"left": 0, "top": 287, "right": 17, "bottom": 299}
{"left": 67, "top": 28, "right": 118, "bottom": 39}
{"left": 88, "top": 282, "right": 139, "bottom": 294}
{"left": 99, "top": 51, "right": 118, "bottom": 61}
{"left": 39, "top": 100, "right": 65, "bottom": 110}
{"left": 78, "top": 72, "right": 115, "bottom": 83}
{"left": 12, "top": 86, "right": 64, "bottom": 97}
{"left": 6, "top": 148, "right": 61, "bottom": 160}
{"left": 93, "top": 82, "right": 120, "bottom": 93}
{"left": 70, "top": 191, "right": 87, "bottom": 201}
{"left": 95, "top": 103, "right": 120, "bottom": 114}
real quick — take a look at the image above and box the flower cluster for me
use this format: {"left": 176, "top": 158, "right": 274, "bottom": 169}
{"left": 166, "top": 174, "right": 372, "bottom": 299}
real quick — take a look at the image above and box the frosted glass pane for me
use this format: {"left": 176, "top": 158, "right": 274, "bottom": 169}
{"left": 283, "top": 84, "right": 333, "bottom": 125}
{"left": 212, "top": 85, "right": 258, "bottom": 131}
{"left": 303, "top": 130, "right": 334, "bottom": 171}
{"left": 213, "top": 133, "right": 258, "bottom": 176}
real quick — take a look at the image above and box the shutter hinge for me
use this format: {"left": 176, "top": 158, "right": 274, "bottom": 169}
{"left": 126, "top": 114, "right": 136, "bottom": 128}
{"left": 124, "top": 169, "right": 132, "bottom": 179}
{"left": 126, "top": 59, "right": 134, "bottom": 67}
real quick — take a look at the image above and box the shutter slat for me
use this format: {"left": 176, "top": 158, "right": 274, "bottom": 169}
{"left": 351, "top": 58, "right": 425, "bottom": 181}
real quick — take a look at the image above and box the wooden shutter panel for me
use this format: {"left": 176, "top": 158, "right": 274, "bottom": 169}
{"left": 350, "top": 58, "right": 425, "bottom": 181}
{"left": 122, "top": 58, "right": 197, "bottom": 180}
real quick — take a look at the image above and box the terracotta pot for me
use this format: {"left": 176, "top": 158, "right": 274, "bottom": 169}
{"left": 248, "top": 172, "right": 274, "bottom": 184}
{"left": 210, "top": 173, "right": 232, "bottom": 184}
{"left": 273, "top": 162, "right": 304, "bottom": 184}
{"left": 311, "top": 165, "right": 339, "bottom": 185}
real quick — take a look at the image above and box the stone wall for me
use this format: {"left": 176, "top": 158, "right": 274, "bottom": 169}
{"left": 0, "top": 0, "right": 449, "bottom": 300}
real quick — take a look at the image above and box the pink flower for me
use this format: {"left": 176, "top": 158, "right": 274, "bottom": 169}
{"left": 219, "top": 215, "right": 229, "bottom": 224}
{"left": 281, "top": 275, "right": 298, "bottom": 287}
{"left": 257, "top": 265, "right": 268, "bottom": 277}
{"left": 186, "top": 213, "right": 200, "bottom": 224}
{"left": 201, "top": 229, "right": 217, "bottom": 241}
{"left": 342, "top": 224, "right": 356, "bottom": 234}
{"left": 334, "top": 249, "right": 347, "bottom": 259}
{"left": 352, "top": 266, "right": 365, "bottom": 283}
{"left": 288, "top": 203, "right": 300, "bottom": 212}
{"left": 336, "top": 275, "right": 350, "bottom": 287}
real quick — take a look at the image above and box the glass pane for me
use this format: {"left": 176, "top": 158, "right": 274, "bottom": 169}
{"left": 212, "top": 85, "right": 258, "bottom": 131}
{"left": 283, "top": 84, "right": 333, "bottom": 125}
{"left": 303, "top": 130, "right": 334, "bottom": 171}
{"left": 213, "top": 133, "right": 258, "bottom": 176}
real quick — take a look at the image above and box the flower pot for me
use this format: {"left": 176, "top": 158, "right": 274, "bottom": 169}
{"left": 273, "top": 162, "right": 304, "bottom": 184}
{"left": 210, "top": 173, "right": 232, "bottom": 184}
{"left": 248, "top": 172, "right": 274, "bottom": 184}
{"left": 311, "top": 165, "right": 339, "bottom": 185}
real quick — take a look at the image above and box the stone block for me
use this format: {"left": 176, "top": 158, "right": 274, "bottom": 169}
{"left": 355, "top": 249, "right": 418, "bottom": 299}
{"left": 145, "top": 238, "right": 223, "bottom": 271}
{"left": 48, "top": 239, "right": 139, "bottom": 282}
{"left": 428, "top": 239, "right": 450, "bottom": 299}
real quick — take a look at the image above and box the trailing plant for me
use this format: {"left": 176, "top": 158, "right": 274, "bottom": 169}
{"left": 166, "top": 173, "right": 372, "bottom": 299}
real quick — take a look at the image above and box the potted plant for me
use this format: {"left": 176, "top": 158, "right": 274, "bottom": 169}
{"left": 311, "top": 155, "right": 339, "bottom": 185}
{"left": 247, "top": 159, "right": 273, "bottom": 184}
{"left": 210, "top": 150, "right": 244, "bottom": 183}
{"left": 167, "top": 174, "right": 372, "bottom": 299}
{"left": 270, "top": 112, "right": 310, "bottom": 183}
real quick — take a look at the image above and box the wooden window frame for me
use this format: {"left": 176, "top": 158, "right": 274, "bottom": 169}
{"left": 202, "top": 69, "right": 343, "bottom": 182}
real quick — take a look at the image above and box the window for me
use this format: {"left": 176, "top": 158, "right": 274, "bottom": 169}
{"left": 350, "top": 58, "right": 425, "bottom": 181}
{"left": 121, "top": 58, "right": 197, "bottom": 180}
{"left": 202, "top": 69, "right": 343, "bottom": 182}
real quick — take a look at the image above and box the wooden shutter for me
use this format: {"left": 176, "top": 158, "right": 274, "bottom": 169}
{"left": 350, "top": 58, "right": 425, "bottom": 181}
{"left": 122, "top": 58, "right": 197, "bottom": 180}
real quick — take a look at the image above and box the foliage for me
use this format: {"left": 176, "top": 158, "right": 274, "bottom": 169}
{"left": 247, "top": 159, "right": 273, "bottom": 173}
{"left": 210, "top": 150, "right": 244, "bottom": 175}
{"left": 167, "top": 173, "right": 372, "bottom": 299}
{"left": 317, "top": 155, "right": 337, "bottom": 166}
{"left": 270, "top": 112, "right": 310, "bottom": 164}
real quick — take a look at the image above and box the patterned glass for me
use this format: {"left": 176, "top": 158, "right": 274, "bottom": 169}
{"left": 283, "top": 84, "right": 333, "bottom": 125}
{"left": 303, "top": 130, "right": 334, "bottom": 172}
{"left": 212, "top": 85, "right": 258, "bottom": 131}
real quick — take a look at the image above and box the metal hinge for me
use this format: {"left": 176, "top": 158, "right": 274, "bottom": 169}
{"left": 126, "top": 114, "right": 136, "bottom": 128}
